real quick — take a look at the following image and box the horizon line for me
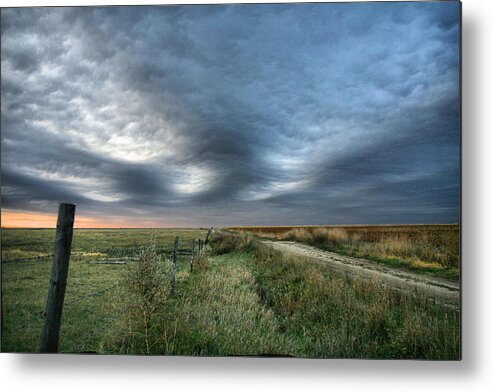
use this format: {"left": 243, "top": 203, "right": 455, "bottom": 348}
{"left": 1, "top": 223, "right": 459, "bottom": 230}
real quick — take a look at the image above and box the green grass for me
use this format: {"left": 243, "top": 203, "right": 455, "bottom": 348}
{"left": 106, "top": 251, "right": 293, "bottom": 356}
{"left": 1, "top": 260, "right": 125, "bottom": 353}
{"left": 249, "top": 244, "right": 459, "bottom": 359}
{"left": 1, "top": 229, "right": 460, "bottom": 359}
{"left": 1, "top": 228, "right": 206, "bottom": 353}
{"left": 1, "top": 228, "right": 207, "bottom": 260}
{"left": 104, "top": 233, "right": 459, "bottom": 359}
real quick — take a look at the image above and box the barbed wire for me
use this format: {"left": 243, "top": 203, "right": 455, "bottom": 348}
{"left": 1, "top": 312, "right": 45, "bottom": 338}
{"left": 1, "top": 283, "right": 120, "bottom": 339}
{"left": 63, "top": 283, "right": 120, "bottom": 307}
{"left": 2, "top": 248, "right": 188, "bottom": 265}
{"left": 1, "top": 255, "right": 53, "bottom": 264}
{"left": 2, "top": 235, "right": 205, "bottom": 342}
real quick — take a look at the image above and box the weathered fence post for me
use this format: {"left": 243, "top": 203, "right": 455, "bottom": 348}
{"left": 198, "top": 239, "right": 203, "bottom": 255}
{"left": 204, "top": 227, "right": 213, "bottom": 245}
{"left": 190, "top": 239, "right": 195, "bottom": 272}
{"left": 170, "top": 236, "right": 179, "bottom": 295}
{"left": 40, "top": 202, "right": 76, "bottom": 353}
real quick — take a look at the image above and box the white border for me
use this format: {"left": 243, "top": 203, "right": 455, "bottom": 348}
{"left": 1, "top": 0, "right": 492, "bottom": 391}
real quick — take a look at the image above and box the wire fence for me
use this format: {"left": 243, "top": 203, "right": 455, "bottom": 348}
{"left": 1, "top": 244, "right": 192, "bottom": 265}
{"left": 1, "top": 255, "right": 54, "bottom": 264}
{"left": 2, "top": 228, "right": 214, "bottom": 351}
{"left": 1, "top": 283, "right": 120, "bottom": 338}
{"left": 1, "top": 243, "right": 194, "bottom": 338}
{"left": 63, "top": 283, "right": 120, "bottom": 307}
{"left": 2, "top": 230, "right": 214, "bottom": 264}
{"left": 1, "top": 313, "right": 46, "bottom": 338}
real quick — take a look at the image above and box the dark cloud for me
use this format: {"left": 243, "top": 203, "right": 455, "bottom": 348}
{"left": 1, "top": 3, "right": 460, "bottom": 226}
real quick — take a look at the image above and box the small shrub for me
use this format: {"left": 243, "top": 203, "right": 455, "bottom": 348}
{"left": 125, "top": 240, "right": 165, "bottom": 304}
{"left": 281, "top": 228, "right": 312, "bottom": 242}
{"left": 120, "top": 239, "right": 169, "bottom": 354}
{"left": 194, "top": 253, "right": 209, "bottom": 270}
{"left": 310, "top": 228, "right": 327, "bottom": 244}
{"left": 324, "top": 228, "right": 350, "bottom": 246}
{"left": 210, "top": 233, "right": 254, "bottom": 255}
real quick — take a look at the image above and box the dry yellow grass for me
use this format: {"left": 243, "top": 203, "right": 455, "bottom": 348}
{"left": 231, "top": 225, "right": 459, "bottom": 277}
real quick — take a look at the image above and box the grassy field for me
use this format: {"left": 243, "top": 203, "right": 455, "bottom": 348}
{"left": 1, "top": 228, "right": 460, "bottom": 358}
{"left": 229, "top": 225, "right": 460, "bottom": 280}
{"left": 1, "top": 228, "right": 207, "bottom": 261}
{"left": 1, "top": 228, "right": 207, "bottom": 353}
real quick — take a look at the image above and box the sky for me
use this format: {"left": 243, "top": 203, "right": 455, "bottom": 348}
{"left": 1, "top": 2, "right": 460, "bottom": 228}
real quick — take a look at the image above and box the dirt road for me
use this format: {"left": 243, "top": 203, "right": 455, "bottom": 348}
{"left": 260, "top": 240, "right": 460, "bottom": 310}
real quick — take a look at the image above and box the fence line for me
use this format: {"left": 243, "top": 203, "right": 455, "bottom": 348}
{"left": 1, "top": 313, "right": 46, "bottom": 338}
{"left": 1, "top": 255, "right": 54, "bottom": 264}
{"left": 2, "top": 249, "right": 169, "bottom": 265}
{"left": 170, "top": 236, "right": 179, "bottom": 295}
{"left": 2, "top": 243, "right": 206, "bottom": 265}
{"left": 63, "top": 283, "right": 120, "bottom": 308}
{"left": 3, "top": 213, "right": 214, "bottom": 352}
{"left": 2, "top": 282, "right": 120, "bottom": 339}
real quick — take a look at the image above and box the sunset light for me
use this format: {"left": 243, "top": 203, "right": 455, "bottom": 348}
{"left": 0, "top": 210, "right": 180, "bottom": 229}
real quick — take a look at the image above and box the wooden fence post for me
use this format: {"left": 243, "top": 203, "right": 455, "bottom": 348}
{"left": 204, "top": 227, "right": 213, "bottom": 245}
{"left": 40, "top": 202, "right": 76, "bottom": 353}
{"left": 170, "top": 236, "right": 179, "bottom": 295}
{"left": 198, "top": 239, "right": 203, "bottom": 255}
{"left": 190, "top": 239, "right": 195, "bottom": 272}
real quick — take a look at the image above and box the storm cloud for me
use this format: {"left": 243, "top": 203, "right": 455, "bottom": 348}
{"left": 1, "top": 3, "right": 460, "bottom": 226}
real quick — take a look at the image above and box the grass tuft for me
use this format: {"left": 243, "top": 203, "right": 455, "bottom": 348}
{"left": 115, "top": 239, "right": 170, "bottom": 354}
{"left": 209, "top": 232, "right": 254, "bottom": 255}
{"left": 194, "top": 253, "right": 210, "bottom": 271}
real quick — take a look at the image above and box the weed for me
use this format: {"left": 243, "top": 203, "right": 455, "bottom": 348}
{"left": 209, "top": 232, "right": 254, "bottom": 255}
{"left": 118, "top": 239, "right": 169, "bottom": 354}
{"left": 194, "top": 253, "right": 209, "bottom": 271}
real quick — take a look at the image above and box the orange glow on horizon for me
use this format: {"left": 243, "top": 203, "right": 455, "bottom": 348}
{"left": 0, "top": 210, "right": 172, "bottom": 229}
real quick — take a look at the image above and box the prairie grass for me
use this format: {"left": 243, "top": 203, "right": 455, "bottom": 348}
{"left": 1, "top": 228, "right": 208, "bottom": 259}
{"left": 250, "top": 244, "right": 460, "bottom": 359}
{"left": 117, "top": 240, "right": 169, "bottom": 354}
{"left": 232, "top": 225, "right": 459, "bottom": 279}
{"left": 1, "top": 258, "right": 125, "bottom": 353}
{"left": 2, "top": 228, "right": 460, "bottom": 359}
{"left": 105, "top": 251, "right": 292, "bottom": 356}
{"left": 193, "top": 253, "right": 210, "bottom": 271}
{"left": 209, "top": 232, "right": 254, "bottom": 255}
{"left": 1, "top": 228, "right": 205, "bottom": 353}
{"left": 106, "top": 235, "right": 459, "bottom": 359}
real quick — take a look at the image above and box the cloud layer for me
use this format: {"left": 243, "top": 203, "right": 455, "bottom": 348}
{"left": 1, "top": 3, "right": 460, "bottom": 226}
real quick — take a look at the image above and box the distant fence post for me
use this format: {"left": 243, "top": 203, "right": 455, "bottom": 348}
{"left": 198, "top": 239, "right": 203, "bottom": 255}
{"left": 40, "top": 202, "right": 76, "bottom": 353}
{"left": 204, "top": 227, "right": 213, "bottom": 245}
{"left": 170, "top": 236, "right": 179, "bottom": 295}
{"left": 190, "top": 239, "right": 195, "bottom": 272}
